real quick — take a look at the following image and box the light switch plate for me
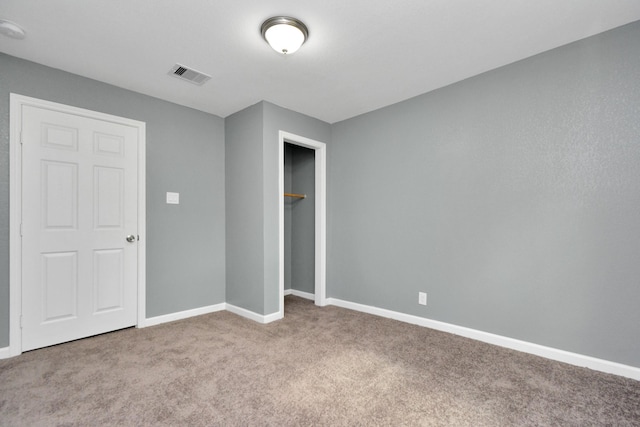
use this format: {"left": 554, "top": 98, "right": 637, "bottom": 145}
{"left": 166, "top": 192, "right": 180, "bottom": 204}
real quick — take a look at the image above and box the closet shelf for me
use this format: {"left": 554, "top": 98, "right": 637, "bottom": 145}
{"left": 284, "top": 192, "right": 306, "bottom": 199}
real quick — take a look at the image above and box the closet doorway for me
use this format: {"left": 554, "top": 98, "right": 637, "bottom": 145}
{"left": 278, "top": 131, "right": 326, "bottom": 318}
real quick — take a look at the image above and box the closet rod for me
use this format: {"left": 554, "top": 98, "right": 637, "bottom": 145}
{"left": 284, "top": 192, "right": 306, "bottom": 199}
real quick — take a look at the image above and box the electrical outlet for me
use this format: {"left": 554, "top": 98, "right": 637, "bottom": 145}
{"left": 418, "top": 292, "right": 427, "bottom": 306}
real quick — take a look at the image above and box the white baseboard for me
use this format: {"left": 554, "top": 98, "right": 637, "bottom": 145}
{"left": 263, "top": 310, "right": 284, "bottom": 324}
{"left": 226, "top": 304, "right": 282, "bottom": 324}
{"left": 0, "top": 346, "right": 11, "bottom": 360}
{"left": 285, "top": 289, "right": 315, "bottom": 301}
{"left": 140, "top": 303, "right": 226, "bottom": 328}
{"left": 326, "top": 298, "right": 640, "bottom": 381}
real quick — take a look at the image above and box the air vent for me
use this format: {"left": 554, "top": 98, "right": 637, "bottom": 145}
{"left": 168, "top": 63, "right": 212, "bottom": 85}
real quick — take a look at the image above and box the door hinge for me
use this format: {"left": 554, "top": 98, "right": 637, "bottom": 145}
{"left": 20, "top": 223, "right": 23, "bottom": 237}
{"left": 20, "top": 131, "right": 23, "bottom": 145}
{"left": 20, "top": 315, "right": 23, "bottom": 329}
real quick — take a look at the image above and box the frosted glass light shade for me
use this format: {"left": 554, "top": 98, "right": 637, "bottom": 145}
{"left": 261, "top": 17, "right": 308, "bottom": 55}
{"left": 0, "top": 19, "right": 26, "bottom": 39}
{"left": 265, "top": 24, "right": 304, "bottom": 54}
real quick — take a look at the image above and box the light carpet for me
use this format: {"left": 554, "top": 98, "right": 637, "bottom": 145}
{"left": 1, "top": 296, "right": 639, "bottom": 426}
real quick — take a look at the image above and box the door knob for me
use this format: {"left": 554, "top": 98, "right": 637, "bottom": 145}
{"left": 126, "top": 235, "right": 136, "bottom": 243}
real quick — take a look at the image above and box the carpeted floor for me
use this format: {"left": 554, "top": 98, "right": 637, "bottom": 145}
{"left": 1, "top": 296, "right": 639, "bottom": 426}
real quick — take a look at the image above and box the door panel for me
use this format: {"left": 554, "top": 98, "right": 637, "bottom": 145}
{"left": 93, "top": 249, "right": 124, "bottom": 313}
{"left": 41, "top": 251, "right": 78, "bottom": 322}
{"left": 94, "top": 166, "right": 124, "bottom": 228}
{"left": 21, "top": 105, "right": 138, "bottom": 352}
{"left": 41, "top": 161, "right": 78, "bottom": 229}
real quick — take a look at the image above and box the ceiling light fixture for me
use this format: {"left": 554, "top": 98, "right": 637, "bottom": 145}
{"left": 0, "top": 19, "right": 26, "bottom": 40}
{"left": 261, "top": 16, "right": 308, "bottom": 55}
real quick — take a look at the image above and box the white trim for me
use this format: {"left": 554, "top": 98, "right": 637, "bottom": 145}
{"left": 326, "top": 298, "right": 640, "bottom": 381}
{"left": 289, "top": 289, "right": 315, "bottom": 301}
{"left": 141, "top": 303, "right": 226, "bottom": 328}
{"left": 278, "top": 131, "right": 327, "bottom": 321}
{"left": 0, "top": 347, "right": 11, "bottom": 359}
{"left": 9, "top": 94, "right": 22, "bottom": 357}
{"left": 263, "top": 311, "right": 284, "bottom": 324}
{"left": 278, "top": 135, "right": 285, "bottom": 318}
{"left": 136, "top": 123, "right": 147, "bottom": 329}
{"left": 9, "top": 94, "right": 146, "bottom": 356}
{"left": 284, "top": 289, "right": 293, "bottom": 296}
{"left": 226, "top": 304, "right": 283, "bottom": 324}
{"left": 314, "top": 142, "right": 327, "bottom": 307}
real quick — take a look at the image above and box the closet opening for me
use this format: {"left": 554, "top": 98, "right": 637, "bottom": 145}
{"left": 284, "top": 143, "right": 315, "bottom": 303}
{"left": 278, "top": 131, "right": 327, "bottom": 319}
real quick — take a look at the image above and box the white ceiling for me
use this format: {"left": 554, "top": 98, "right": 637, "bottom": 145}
{"left": 1, "top": 1, "right": 639, "bottom": 123}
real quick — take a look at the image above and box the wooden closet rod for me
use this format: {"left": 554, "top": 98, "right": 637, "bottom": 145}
{"left": 284, "top": 193, "right": 306, "bottom": 199}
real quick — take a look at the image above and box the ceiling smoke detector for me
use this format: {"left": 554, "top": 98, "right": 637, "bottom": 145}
{"left": 168, "top": 64, "right": 212, "bottom": 85}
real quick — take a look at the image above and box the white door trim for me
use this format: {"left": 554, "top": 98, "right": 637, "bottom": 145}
{"left": 278, "top": 131, "right": 327, "bottom": 319}
{"left": 8, "top": 93, "right": 146, "bottom": 357}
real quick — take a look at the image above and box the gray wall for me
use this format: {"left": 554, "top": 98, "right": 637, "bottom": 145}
{"left": 225, "top": 101, "right": 330, "bottom": 315}
{"left": 0, "top": 54, "right": 226, "bottom": 347}
{"left": 262, "top": 102, "right": 331, "bottom": 314}
{"left": 284, "top": 144, "right": 316, "bottom": 294}
{"left": 329, "top": 21, "right": 640, "bottom": 367}
{"left": 225, "top": 102, "right": 265, "bottom": 313}
{"left": 290, "top": 145, "right": 316, "bottom": 294}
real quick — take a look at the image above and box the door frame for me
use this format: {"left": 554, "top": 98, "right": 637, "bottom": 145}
{"left": 8, "top": 93, "right": 146, "bottom": 357}
{"left": 278, "top": 131, "right": 327, "bottom": 318}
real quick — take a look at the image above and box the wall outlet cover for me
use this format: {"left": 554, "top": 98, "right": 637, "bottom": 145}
{"left": 419, "top": 292, "right": 427, "bottom": 305}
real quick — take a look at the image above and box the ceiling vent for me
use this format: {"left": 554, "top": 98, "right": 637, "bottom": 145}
{"left": 168, "top": 63, "right": 212, "bottom": 85}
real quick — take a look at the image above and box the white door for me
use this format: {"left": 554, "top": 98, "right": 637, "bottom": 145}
{"left": 20, "top": 105, "right": 139, "bottom": 351}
